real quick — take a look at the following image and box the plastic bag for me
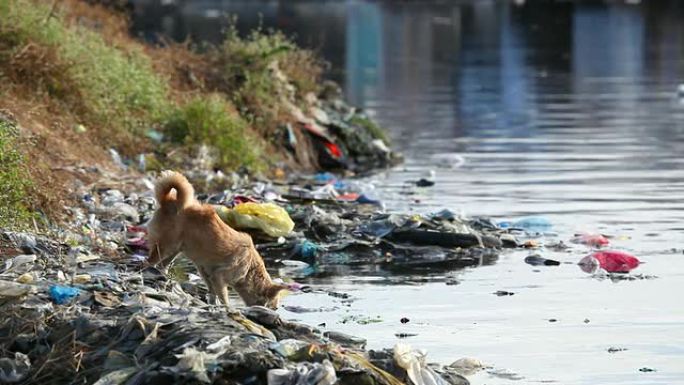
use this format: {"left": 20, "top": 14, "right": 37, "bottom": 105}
{"left": 579, "top": 250, "right": 640, "bottom": 273}
{"left": 267, "top": 360, "right": 336, "bottom": 385}
{"left": 499, "top": 216, "right": 552, "bottom": 232}
{"left": 218, "top": 203, "right": 295, "bottom": 238}
{"left": 49, "top": 285, "right": 80, "bottom": 304}
{"left": 0, "top": 280, "right": 33, "bottom": 298}
{"left": 571, "top": 233, "right": 609, "bottom": 247}
{"left": 0, "top": 352, "right": 31, "bottom": 383}
{"left": 394, "top": 343, "right": 449, "bottom": 385}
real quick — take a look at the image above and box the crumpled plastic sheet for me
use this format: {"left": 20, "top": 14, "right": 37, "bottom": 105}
{"left": 0, "top": 352, "right": 31, "bottom": 384}
{"left": 394, "top": 343, "right": 450, "bottom": 385}
{"left": 267, "top": 359, "right": 337, "bottom": 385}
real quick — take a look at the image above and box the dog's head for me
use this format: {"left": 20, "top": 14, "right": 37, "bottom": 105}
{"left": 263, "top": 284, "right": 288, "bottom": 310}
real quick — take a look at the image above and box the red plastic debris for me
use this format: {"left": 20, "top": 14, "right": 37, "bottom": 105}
{"left": 125, "top": 236, "right": 149, "bottom": 251}
{"left": 336, "top": 193, "right": 360, "bottom": 201}
{"left": 324, "top": 142, "right": 343, "bottom": 159}
{"left": 579, "top": 250, "right": 640, "bottom": 273}
{"left": 231, "top": 195, "right": 259, "bottom": 206}
{"left": 126, "top": 225, "right": 148, "bottom": 234}
{"left": 571, "top": 233, "right": 610, "bottom": 247}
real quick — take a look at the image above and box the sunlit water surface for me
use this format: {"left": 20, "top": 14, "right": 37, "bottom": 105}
{"left": 132, "top": 1, "right": 684, "bottom": 383}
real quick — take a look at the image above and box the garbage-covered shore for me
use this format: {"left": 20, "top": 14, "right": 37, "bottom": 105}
{"left": 0, "top": 2, "right": 483, "bottom": 382}
{"left": 2, "top": 102, "right": 655, "bottom": 384}
{"left": 0, "top": 154, "right": 521, "bottom": 385}
{"left": 0, "top": 134, "right": 655, "bottom": 384}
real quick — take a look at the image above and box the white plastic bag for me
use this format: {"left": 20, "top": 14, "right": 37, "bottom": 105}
{"left": 394, "top": 343, "right": 449, "bottom": 385}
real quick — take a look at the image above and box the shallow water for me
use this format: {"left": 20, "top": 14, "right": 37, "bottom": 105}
{"left": 132, "top": 1, "right": 684, "bottom": 383}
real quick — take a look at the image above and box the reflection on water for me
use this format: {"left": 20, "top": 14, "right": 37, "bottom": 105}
{"left": 131, "top": 2, "right": 684, "bottom": 384}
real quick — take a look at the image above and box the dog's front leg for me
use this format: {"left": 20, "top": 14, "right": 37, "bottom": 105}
{"left": 197, "top": 265, "right": 220, "bottom": 306}
{"left": 146, "top": 242, "right": 181, "bottom": 273}
{"left": 210, "top": 270, "right": 232, "bottom": 310}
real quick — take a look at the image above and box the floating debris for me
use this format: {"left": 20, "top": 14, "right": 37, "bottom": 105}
{"left": 494, "top": 290, "right": 515, "bottom": 296}
{"left": 395, "top": 333, "right": 418, "bottom": 339}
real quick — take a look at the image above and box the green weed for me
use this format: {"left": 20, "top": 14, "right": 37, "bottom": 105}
{"left": 212, "top": 25, "right": 324, "bottom": 134}
{"left": 0, "top": 120, "right": 32, "bottom": 229}
{"left": 350, "top": 115, "right": 390, "bottom": 144}
{"left": 164, "top": 95, "right": 261, "bottom": 170}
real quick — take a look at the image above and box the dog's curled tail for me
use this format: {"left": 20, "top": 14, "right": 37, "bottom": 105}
{"left": 155, "top": 170, "right": 195, "bottom": 209}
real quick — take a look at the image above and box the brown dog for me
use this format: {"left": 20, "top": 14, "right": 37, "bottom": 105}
{"left": 146, "top": 171, "right": 286, "bottom": 309}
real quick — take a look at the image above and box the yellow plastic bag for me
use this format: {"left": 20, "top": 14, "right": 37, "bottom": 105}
{"left": 217, "top": 202, "right": 294, "bottom": 238}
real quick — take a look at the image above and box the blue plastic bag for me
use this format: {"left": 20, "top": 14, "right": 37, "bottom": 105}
{"left": 49, "top": 285, "right": 80, "bottom": 305}
{"left": 299, "top": 240, "right": 319, "bottom": 259}
{"left": 500, "top": 216, "right": 552, "bottom": 232}
{"left": 314, "top": 172, "right": 336, "bottom": 183}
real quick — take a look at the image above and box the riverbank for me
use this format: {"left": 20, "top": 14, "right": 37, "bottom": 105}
{"left": 0, "top": 0, "right": 398, "bottom": 228}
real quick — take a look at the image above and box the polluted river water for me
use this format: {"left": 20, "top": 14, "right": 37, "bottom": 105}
{"left": 131, "top": 1, "right": 684, "bottom": 384}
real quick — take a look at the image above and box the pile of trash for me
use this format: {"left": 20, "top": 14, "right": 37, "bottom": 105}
{"left": 197, "top": 174, "right": 512, "bottom": 278}
{"left": 0, "top": 161, "right": 651, "bottom": 384}
{"left": 0, "top": 168, "right": 511, "bottom": 385}
{"left": 0, "top": 227, "right": 480, "bottom": 385}
{"left": 267, "top": 60, "right": 401, "bottom": 173}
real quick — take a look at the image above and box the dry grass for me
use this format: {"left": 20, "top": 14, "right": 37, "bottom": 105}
{"left": 0, "top": 118, "right": 33, "bottom": 229}
{"left": 165, "top": 94, "right": 262, "bottom": 170}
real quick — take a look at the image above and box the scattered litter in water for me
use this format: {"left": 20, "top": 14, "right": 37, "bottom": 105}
{"left": 415, "top": 178, "right": 435, "bottom": 187}
{"left": 545, "top": 241, "right": 570, "bottom": 251}
{"left": 571, "top": 233, "right": 610, "bottom": 247}
{"left": 592, "top": 273, "right": 658, "bottom": 282}
{"left": 487, "top": 368, "right": 525, "bottom": 381}
{"left": 579, "top": 250, "right": 641, "bottom": 274}
{"left": 327, "top": 291, "right": 351, "bottom": 299}
{"left": 499, "top": 216, "right": 552, "bottom": 232}
{"left": 339, "top": 314, "right": 383, "bottom": 325}
{"left": 448, "top": 357, "right": 486, "bottom": 376}
{"left": 493, "top": 290, "right": 515, "bottom": 296}
{"left": 283, "top": 305, "right": 338, "bottom": 313}
{"left": 524, "top": 255, "right": 560, "bottom": 266}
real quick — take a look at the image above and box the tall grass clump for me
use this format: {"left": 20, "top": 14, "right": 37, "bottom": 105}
{"left": 165, "top": 95, "right": 261, "bottom": 170}
{"left": 0, "top": 119, "right": 32, "bottom": 229}
{"left": 0, "top": 0, "right": 171, "bottom": 145}
{"left": 211, "top": 25, "right": 324, "bottom": 135}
